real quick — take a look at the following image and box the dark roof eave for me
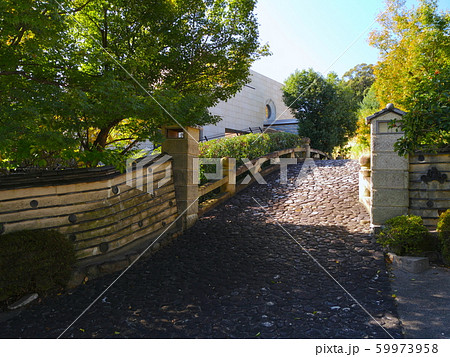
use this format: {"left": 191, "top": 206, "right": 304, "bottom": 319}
{"left": 366, "top": 104, "right": 406, "bottom": 124}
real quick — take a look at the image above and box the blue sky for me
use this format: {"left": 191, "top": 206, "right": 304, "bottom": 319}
{"left": 251, "top": 0, "right": 450, "bottom": 83}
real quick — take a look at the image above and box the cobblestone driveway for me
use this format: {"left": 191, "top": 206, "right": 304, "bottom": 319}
{"left": 0, "top": 160, "right": 402, "bottom": 338}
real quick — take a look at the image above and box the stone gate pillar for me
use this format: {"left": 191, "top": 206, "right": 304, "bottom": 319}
{"left": 366, "top": 104, "right": 409, "bottom": 230}
{"left": 162, "top": 125, "right": 199, "bottom": 230}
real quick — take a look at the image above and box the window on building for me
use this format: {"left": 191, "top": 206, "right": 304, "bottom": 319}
{"left": 265, "top": 104, "right": 272, "bottom": 120}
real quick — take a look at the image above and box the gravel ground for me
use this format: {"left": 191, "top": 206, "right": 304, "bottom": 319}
{"left": 0, "top": 159, "right": 402, "bottom": 339}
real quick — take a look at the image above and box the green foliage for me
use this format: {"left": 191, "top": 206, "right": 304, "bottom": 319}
{"left": 0, "top": 0, "right": 267, "bottom": 169}
{"left": 282, "top": 69, "right": 358, "bottom": 155}
{"left": 198, "top": 132, "right": 306, "bottom": 184}
{"left": 437, "top": 209, "right": 450, "bottom": 264}
{"left": 377, "top": 215, "right": 432, "bottom": 256}
{"left": 0, "top": 230, "right": 76, "bottom": 303}
{"left": 355, "top": 86, "right": 380, "bottom": 150}
{"left": 199, "top": 132, "right": 306, "bottom": 162}
{"left": 343, "top": 63, "right": 375, "bottom": 103}
{"left": 370, "top": 0, "right": 450, "bottom": 155}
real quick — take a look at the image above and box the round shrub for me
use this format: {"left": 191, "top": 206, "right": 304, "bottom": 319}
{"left": 0, "top": 230, "right": 76, "bottom": 303}
{"left": 437, "top": 209, "right": 450, "bottom": 264}
{"left": 377, "top": 215, "right": 431, "bottom": 256}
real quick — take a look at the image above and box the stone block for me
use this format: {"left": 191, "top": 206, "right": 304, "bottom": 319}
{"left": 67, "top": 269, "right": 86, "bottom": 290}
{"left": 372, "top": 134, "right": 404, "bottom": 152}
{"left": 372, "top": 206, "right": 408, "bottom": 225}
{"left": 388, "top": 253, "right": 429, "bottom": 273}
{"left": 373, "top": 188, "right": 409, "bottom": 207}
{"left": 372, "top": 153, "right": 409, "bottom": 170}
{"left": 372, "top": 170, "right": 409, "bottom": 189}
{"left": 98, "top": 258, "right": 130, "bottom": 275}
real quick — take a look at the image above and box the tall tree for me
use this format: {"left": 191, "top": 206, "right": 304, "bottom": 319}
{"left": 369, "top": 0, "right": 450, "bottom": 154}
{"left": 283, "top": 69, "right": 358, "bottom": 155}
{"left": 342, "top": 63, "right": 375, "bottom": 103}
{"left": 0, "top": 0, "right": 267, "bottom": 168}
{"left": 355, "top": 86, "right": 380, "bottom": 150}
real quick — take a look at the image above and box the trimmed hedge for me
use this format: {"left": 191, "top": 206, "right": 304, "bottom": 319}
{"left": 198, "top": 132, "right": 306, "bottom": 186}
{"left": 437, "top": 209, "right": 450, "bottom": 264}
{"left": 0, "top": 230, "right": 76, "bottom": 303}
{"left": 199, "top": 132, "right": 307, "bottom": 162}
{"left": 377, "top": 215, "right": 432, "bottom": 256}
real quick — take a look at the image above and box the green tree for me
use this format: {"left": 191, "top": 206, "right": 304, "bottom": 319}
{"left": 0, "top": 0, "right": 267, "bottom": 169}
{"left": 369, "top": 0, "right": 450, "bottom": 155}
{"left": 282, "top": 69, "right": 358, "bottom": 155}
{"left": 342, "top": 63, "right": 375, "bottom": 103}
{"left": 355, "top": 86, "right": 380, "bottom": 149}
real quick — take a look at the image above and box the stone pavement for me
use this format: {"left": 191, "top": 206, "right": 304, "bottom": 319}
{"left": 0, "top": 160, "right": 402, "bottom": 338}
{"left": 391, "top": 266, "right": 450, "bottom": 339}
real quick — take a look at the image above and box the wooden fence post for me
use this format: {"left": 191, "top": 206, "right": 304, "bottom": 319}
{"left": 221, "top": 157, "right": 236, "bottom": 195}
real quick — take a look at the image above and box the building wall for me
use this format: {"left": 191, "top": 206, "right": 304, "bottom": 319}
{"left": 202, "top": 70, "right": 293, "bottom": 139}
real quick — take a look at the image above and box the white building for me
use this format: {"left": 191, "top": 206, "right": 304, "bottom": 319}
{"left": 136, "top": 70, "right": 296, "bottom": 150}
{"left": 201, "top": 70, "right": 295, "bottom": 140}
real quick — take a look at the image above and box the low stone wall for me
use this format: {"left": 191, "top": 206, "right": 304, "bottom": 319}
{"left": 0, "top": 155, "right": 180, "bottom": 285}
{"left": 409, "top": 152, "right": 450, "bottom": 228}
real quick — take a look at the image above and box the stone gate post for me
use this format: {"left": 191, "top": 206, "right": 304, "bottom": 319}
{"left": 161, "top": 125, "right": 199, "bottom": 230}
{"left": 366, "top": 104, "right": 409, "bottom": 230}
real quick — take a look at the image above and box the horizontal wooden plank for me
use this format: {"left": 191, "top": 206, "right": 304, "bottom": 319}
{"left": 0, "top": 161, "right": 172, "bottom": 202}
{"left": 199, "top": 176, "right": 229, "bottom": 196}
{"left": 61, "top": 190, "right": 176, "bottom": 235}
{"left": 75, "top": 212, "right": 178, "bottom": 260}
{"left": 409, "top": 209, "right": 440, "bottom": 218}
{"left": 409, "top": 190, "right": 450, "bottom": 199}
{"left": 0, "top": 181, "right": 175, "bottom": 224}
{"left": 409, "top": 199, "right": 450, "bottom": 209}
{"left": 73, "top": 205, "right": 178, "bottom": 250}
{"left": 410, "top": 153, "right": 450, "bottom": 164}
{"left": 409, "top": 163, "right": 450, "bottom": 173}
{"left": 1, "top": 187, "right": 175, "bottom": 234}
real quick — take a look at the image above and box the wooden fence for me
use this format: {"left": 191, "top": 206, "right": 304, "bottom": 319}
{"left": 0, "top": 155, "right": 179, "bottom": 273}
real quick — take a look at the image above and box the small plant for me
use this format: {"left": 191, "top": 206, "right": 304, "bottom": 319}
{"left": 437, "top": 209, "right": 450, "bottom": 264}
{"left": 0, "top": 230, "right": 76, "bottom": 303}
{"left": 377, "top": 215, "right": 431, "bottom": 256}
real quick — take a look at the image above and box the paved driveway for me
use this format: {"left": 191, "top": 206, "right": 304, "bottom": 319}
{"left": 0, "top": 160, "right": 402, "bottom": 338}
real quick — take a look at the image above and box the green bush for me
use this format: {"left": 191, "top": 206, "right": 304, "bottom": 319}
{"left": 198, "top": 132, "right": 306, "bottom": 184}
{"left": 437, "top": 209, "right": 450, "bottom": 264}
{"left": 199, "top": 132, "right": 307, "bottom": 162}
{"left": 0, "top": 230, "right": 76, "bottom": 303}
{"left": 377, "top": 215, "right": 432, "bottom": 256}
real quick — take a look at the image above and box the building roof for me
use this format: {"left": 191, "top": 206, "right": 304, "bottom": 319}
{"left": 263, "top": 119, "right": 298, "bottom": 126}
{"left": 366, "top": 103, "right": 406, "bottom": 124}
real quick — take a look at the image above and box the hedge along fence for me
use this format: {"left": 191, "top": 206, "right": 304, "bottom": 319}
{"left": 198, "top": 132, "right": 311, "bottom": 184}
{"left": 197, "top": 132, "right": 328, "bottom": 215}
{"left": 0, "top": 154, "right": 180, "bottom": 286}
{"left": 199, "top": 132, "right": 309, "bottom": 163}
